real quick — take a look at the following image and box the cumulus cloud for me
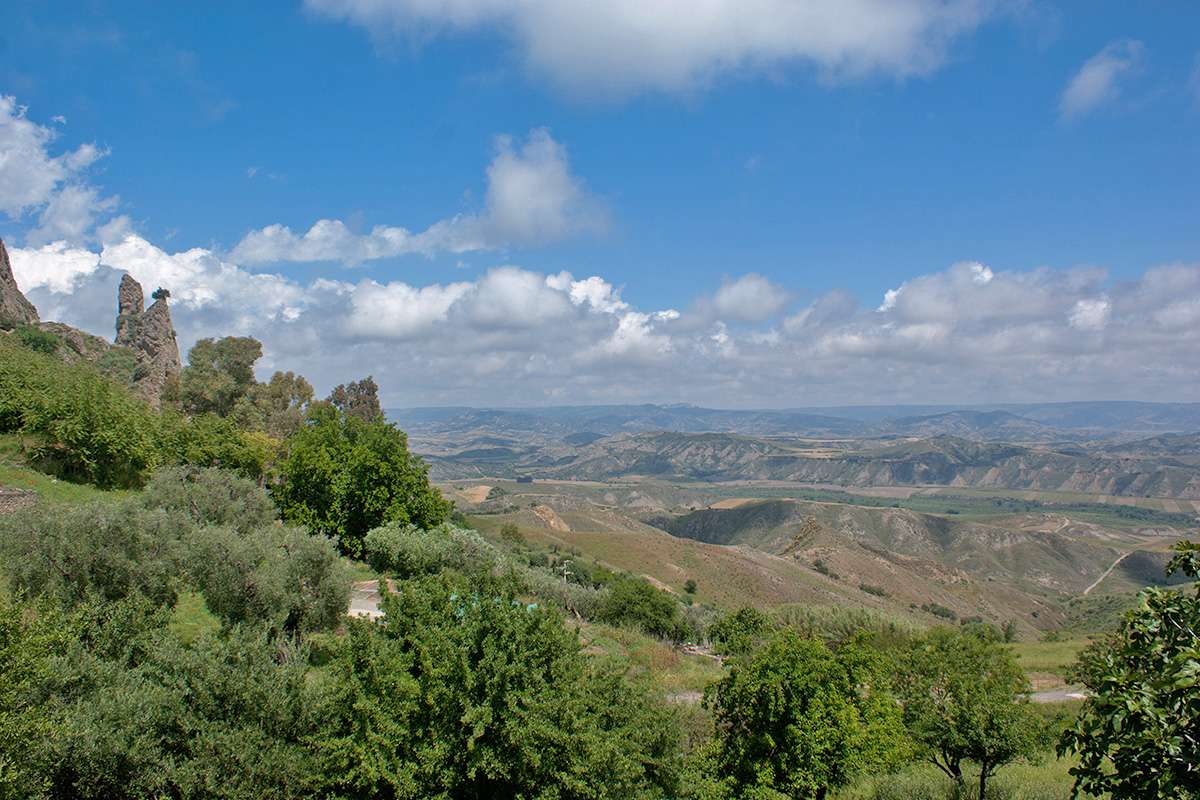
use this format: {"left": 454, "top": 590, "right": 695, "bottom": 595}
{"left": 0, "top": 96, "right": 115, "bottom": 243}
{"left": 9, "top": 233, "right": 1200, "bottom": 405}
{"left": 1060, "top": 40, "right": 1144, "bottom": 119}
{"left": 230, "top": 128, "right": 603, "bottom": 265}
{"left": 305, "top": 0, "right": 1001, "bottom": 97}
{"left": 711, "top": 273, "right": 791, "bottom": 322}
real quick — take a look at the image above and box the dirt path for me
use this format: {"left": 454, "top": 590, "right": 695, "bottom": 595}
{"left": 1031, "top": 688, "right": 1088, "bottom": 703}
{"left": 1083, "top": 551, "right": 1133, "bottom": 596}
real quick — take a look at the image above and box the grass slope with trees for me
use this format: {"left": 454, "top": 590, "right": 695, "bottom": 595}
{"left": 0, "top": 330, "right": 1196, "bottom": 799}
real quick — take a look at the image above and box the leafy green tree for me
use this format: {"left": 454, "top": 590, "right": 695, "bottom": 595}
{"left": 1059, "top": 540, "right": 1200, "bottom": 799}
{"left": 136, "top": 465, "right": 278, "bottom": 533}
{"left": 272, "top": 403, "right": 450, "bottom": 556}
{"left": 684, "top": 579, "right": 697, "bottom": 595}
{"left": 708, "top": 606, "right": 773, "bottom": 656}
{"left": 895, "top": 625, "right": 1044, "bottom": 798}
{"left": 157, "top": 410, "right": 269, "bottom": 479}
{"left": 314, "top": 573, "right": 682, "bottom": 798}
{"left": 0, "top": 599, "right": 72, "bottom": 800}
{"left": 0, "top": 338, "right": 160, "bottom": 488}
{"left": 184, "top": 523, "right": 350, "bottom": 636}
{"left": 231, "top": 370, "right": 313, "bottom": 439}
{"left": 0, "top": 503, "right": 181, "bottom": 608}
{"left": 326, "top": 375, "right": 382, "bottom": 422}
{"left": 179, "top": 336, "right": 263, "bottom": 416}
{"left": 704, "top": 630, "right": 907, "bottom": 799}
{"left": 599, "top": 575, "right": 688, "bottom": 641}
{"left": 500, "top": 522, "right": 525, "bottom": 544}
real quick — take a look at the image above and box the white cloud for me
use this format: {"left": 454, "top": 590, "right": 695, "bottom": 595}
{"left": 1060, "top": 40, "right": 1144, "bottom": 119}
{"left": 7, "top": 241, "right": 102, "bottom": 294}
{"left": 481, "top": 128, "right": 606, "bottom": 242}
{"left": 307, "top": 0, "right": 1002, "bottom": 98}
{"left": 0, "top": 96, "right": 115, "bottom": 241}
{"left": 28, "top": 185, "right": 120, "bottom": 246}
{"left": 1069, "top": 297, "right": 1110, "bottom": 330}
{"left": 230, "top": 128, "right": 602, "bottom": 265}
{"left": 711, "top": 273, "right": 791, "bottom": 322}
{"left": 344, "top": 279, "right": 472, "bottom": 338}
{"left": 12, "top": 232, "right": 1200, "bottom": 406}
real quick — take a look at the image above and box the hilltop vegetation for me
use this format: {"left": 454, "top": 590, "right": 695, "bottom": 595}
{"left": 2, "top": 300, "right": 1197, "bottom": 797}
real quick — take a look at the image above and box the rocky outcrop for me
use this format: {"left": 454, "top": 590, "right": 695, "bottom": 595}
{"left": 115, "top": 274, "right": 144, "bottom": 345}
{"left": 113, "top": 275, "right": 182, "bottom": 407}
{"left": 0, "top": 238, "right": 39, "bottom": 329}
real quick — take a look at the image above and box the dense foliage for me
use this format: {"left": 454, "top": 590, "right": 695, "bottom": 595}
{"left": 326, "top": 375, "right": 382, "bottom": 422}
{"left": 598, "top": 575, "right": 689, "bottom": 641}
{"left": 1059, "top": 540, "right": 1200, "bottom": 799}
{"left": 703, "top": 631, "right": 907, "bottom": 799}
{"left": 0, "top": 337, "right": 160, "bottom": 487}
{"left": 273, "top": 403, "right": 451, "bottom": 556}
{"left": 318, "top": 574, "right": 682, "bottom": 799}
{"left": 179, "top": 336, "right": 264, "bottom": 416}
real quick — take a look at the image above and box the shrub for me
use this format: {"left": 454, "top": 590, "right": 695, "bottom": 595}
{"left": 272, "top": 403, "right": 450, "bottom": 557}
{"left": 13, "top": 324, "right": 59, "bottom": 354}
{"left": 363, "top": 522, "right": 493, "bottom": 578}
{"left": 0, "top": 503, "right": 182, "bottom": 608}
{"left": 499, "top": 522, "right": 524, "bottom": 544}
{"left": 157, "top": 411, "right": 270, "bottom": 480}
{"left": 704, "top": 631, "right": 908, "bottom": 798}
{"left": 184, "top": 523, "right": 350, "bottom": 636}
{"left": 315, "top": 573, "right": 681, "bottom": 798}
{"left": 708, "top": 606, "right": 773, "bottom": 656}
{"left": 0, "top": 338, "right": 160, "bottom": 488}
{"left": 860, "top": 583, "right": 891, "bottom": 598}
{"left": 922, "top": 602, "right": 958, "bottom": 621}
{"left": 599, "top": 575, "right": 688, "bottom": 641}
{"left": 138, "top": 466, "right": 278, "bottom": 533}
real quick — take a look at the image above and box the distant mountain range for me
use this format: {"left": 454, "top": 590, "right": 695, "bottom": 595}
{"left": 389, "top": 403, "right": 1200, "bottom": 499}
{"left": 391, "top": 401, "right": 1200, "bottom": 441}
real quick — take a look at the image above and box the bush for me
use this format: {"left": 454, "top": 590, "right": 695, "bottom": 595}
{"left": 708, "top": 606, "right": 773, "bottom": 656}
{"left": 157, "top": 411, "right": 270, "bottom": 480}
{"left": 499, "top": 522, "right": 524, "bottom": 544}
{"left": 860, "top": 583, "right": 891, "bottom": 598}
{"left": 272, "top": 403, "right": 450, "bottom": 557}
{"left": 315, "top": 573, "right": 682, "bottom": 798}
{"left": 922, "top": 602, "right": 958, "bottom": 621}
{"left": 0, "top": 338, "right": 161, "bottom": 488}
{"left": 0, "top": 502, "right": 182, "bottom": 608}
{"left": 184, "top": 523, "right": 350, "bottom": 635}
{"left": 599, "top": 575, "right": 688, "bottom": 641}
{"left": 363, "top": 522, "right": 492, "bottom": 578}
{"left": 13, "top": 324, "right": 59, "bottom": 354}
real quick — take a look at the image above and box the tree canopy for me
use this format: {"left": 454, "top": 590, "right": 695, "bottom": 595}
{"left": 272, "top": 403, "right": 450, "bottom": 557}
{"left": 326, "top": 375, "right": 382, "bottom": 422}
{"left": 180, "top": 336, "right": 263, "bottom": 417}
{"left": 895, "top": 625, "right": 1044, "bottom": 799}
{"left": 1059, "top": 540, "right": 1200, "bottom": 799}
{"left": 704, "top": 630, "right": 907, "bottom": 799}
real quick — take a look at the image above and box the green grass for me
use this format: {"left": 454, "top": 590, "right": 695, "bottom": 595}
{"left": 837, "top": 757, "right": 1083, "bottom": 799}
{"left": 1010, "top": 638, "right": 1090, "bottom": 681}
{"left": 0, "top": 434, "right": 129, "bottom": 506}
{"left": 578, "top": 621, "right": 724, "bottom": 695}
{"left": 168, "top": 590, "right": 221, "bottom": 644}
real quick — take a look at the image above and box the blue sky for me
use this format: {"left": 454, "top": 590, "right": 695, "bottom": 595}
{"left": 2, "top": 1, "right": 1199, "bottom": 406}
